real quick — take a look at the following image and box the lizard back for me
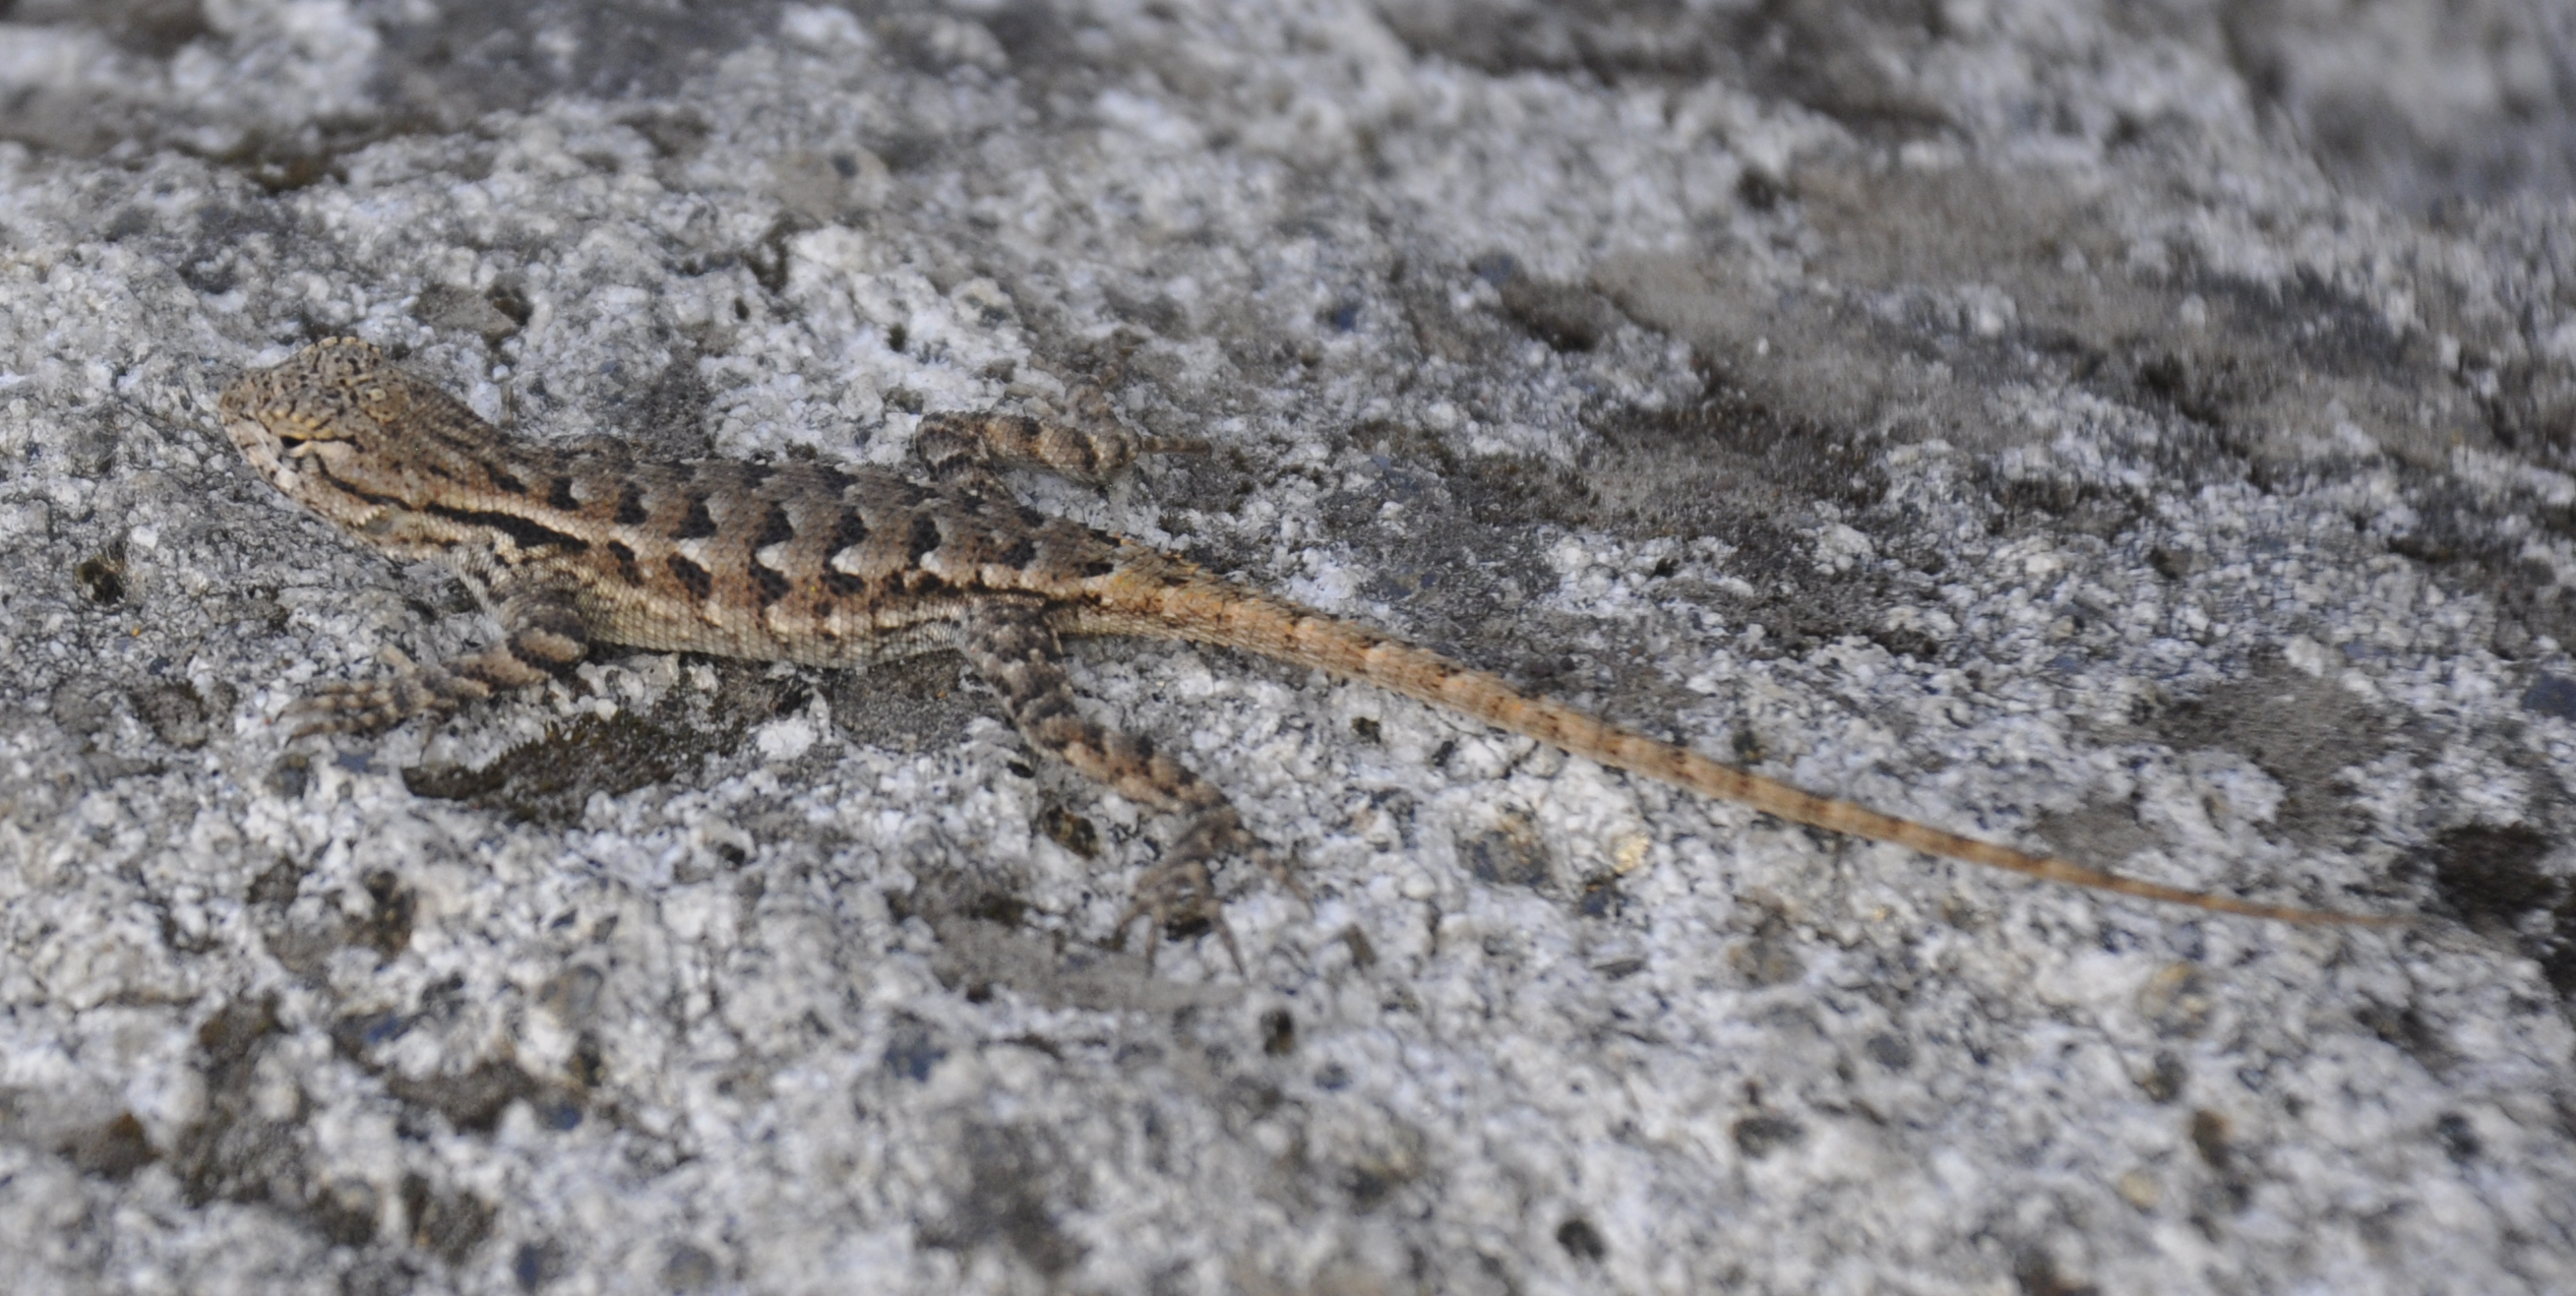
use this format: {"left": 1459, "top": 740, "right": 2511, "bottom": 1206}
{"left": 220, "top": 342, "right": 1139, "bottom": 667}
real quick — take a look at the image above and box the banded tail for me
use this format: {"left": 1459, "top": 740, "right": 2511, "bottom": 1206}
{"left": 1073, "top": 551, "right": 2396, "bottom": 927}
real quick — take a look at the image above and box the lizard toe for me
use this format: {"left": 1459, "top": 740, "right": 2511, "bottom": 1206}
{"left": 1114, "top": 847, "right": 1244, "bottom": 974}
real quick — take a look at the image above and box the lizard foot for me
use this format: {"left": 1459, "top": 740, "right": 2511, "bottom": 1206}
{"left": 1111, "top": 810, "right": 1272, "bottom": 973}
{"left": 278, "top": 660, "right": 496, "bottom": 738}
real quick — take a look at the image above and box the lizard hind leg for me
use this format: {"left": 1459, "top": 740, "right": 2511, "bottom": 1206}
{"left": 956, "top": 601, "right": 1278, "bottom": 971}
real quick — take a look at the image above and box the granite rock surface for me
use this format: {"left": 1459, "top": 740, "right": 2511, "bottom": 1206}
{"left": 1, "top": 2, "right": 2573, "bottom": 1293}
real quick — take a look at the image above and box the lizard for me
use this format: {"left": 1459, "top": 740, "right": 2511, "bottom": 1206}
{"left": 218, "top": 338, "right": 2396, "bottom": 966}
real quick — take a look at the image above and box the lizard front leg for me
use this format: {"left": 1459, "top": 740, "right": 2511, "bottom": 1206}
{"left": 956, "top": 600, "right": 1286, "bottom": 969}
{"left": 283, "top": 586, "right": 590, "bottom": 736}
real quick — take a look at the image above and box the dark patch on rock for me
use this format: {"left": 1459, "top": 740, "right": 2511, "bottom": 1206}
{"left": 258, "top": 866, "right": 434, "bottom": 980}
{"left": 741, "top": 215, "right": 802, "bottom": 294}
{"left": 2153, "top": 663, "right": 2385, "bottom": 846}
{"left": 1731, "top": 1113, "right": 1805, "bottom": 1159}
{"left": 2185, "top": 1107, "right": 2255, "bottom": 1218}
{"left": 245, "top": 855, "right": 305, "bottom": 908}
{"left": 402, "top": 658, "right": 803, "bottom": 826}
{"left": 63, "top": 416, "right": 119, "bottom": 477}
{"left": 2436, "top": 1111, "right": 2484, "bottom": 1163}
{"left": 1496, "top": 276, "right": 1623, "bottom": 352}
{"left": 824, "top": 648, "right": 1004, "bottom": 754}
{"left": 47, "top": 678, "right": 117, "bottom": 739}
{"left": 1864, "top": 1032, "right": 1916, "bottom": 1074}
{"left": 661, "top": 1242, "right": 722, "bottom": 1291}
{"left": 129, "top": 680, "right": 214, "bottom": 748}
{"left": 922, "top": 1124, "right": 1086, "bottom": 1278}
{"left": 2032, "top": 802, "right": 2163, "bottom": 885}
{"left": 1729, "top": 910, "right": 1806, "bottom": 987}
{"left": 359, "top": 869, "right": 415, "bottom": 959}
{"left": 2358, "top": 999, "right": 2453, "bottom": 1071}
{"left": 512, "top": 1240, "right": 566, "bottom": 1290}
{"left": 2425, "top": 824, "right": 2559, "bottom": 928}
{"left": 2012, "top": 1249, "right": 2102, "bottom": 1296}
{"left": 1336, "top": 1136, "right": 1426, "bottom": 1214}
{"left": 2381, "top": 481, "right": 2576, "bottom": 657}
{"left": 881, "top": 1016, "right": 947, "bottom": 1083}
{"left": 310, "top": 1177, "right": 381, "bottom": 1247}
{"left": 59, "top": 1110, "right": 157, "bottom": 1180}
{"left": 402, "top": 1172, "right": 496, "bottom": 1265}
{"left": 619, "top": 105, "right": 709, "bottom": 159}
{"left": 2481, "top": 351, "right": 2576, "bottom": 472}
{"left": 1259, "top": 1007, "right": 1295, "bottom": 1057}
{"left": 2420, "top": 824, "right": 2576, "bottom": 996}
{"left": 1576, "top": 868, "right": 1627, "bottom": 920}
{"left": 1363, "top": 364, "right": 1911, "bottom": 669}
{"left": 170, "top": 996, "right": 301, "bottom": 1209}
{"left": 74, "top": 546, "right": 128, "bottom": 605}
{"left": 2522, "top": 673, "right": 2576, "bottom": 720}
{"left": 1556, "top": 1215, "right": 1608, "bottom": 1261}
{"left": 2132, "top": 347, "right": 2260, "bottom": 429}
{"left": 1579, "top": 371, "right": 1887, "bottom": 534}
{"left": 1461, "top": 813, "right": 1550, "bottom": 889}
{"left": 873, "top": 11, "right": 1012, "bottom": 78}
{"left": 413, "top": 283, "right": 524, "bottom": 345}
{"left": 536, "top": 964, "right": 606, "bottom": 1024}
{"left": 1107, "top": 286, "right": 1190, "bottom": 338}
{"left": 1984, "top": 472, "right": 2144, "bottom": 542}
{"left": 2136, "top": 1050, "right": 2187, "bottom": 1104}
{"left": 2188, "top": 1107, "right": 2233, "bottom": 1171}
{"left": 385, "top": 1061, "right": 549, "bottom": 1136}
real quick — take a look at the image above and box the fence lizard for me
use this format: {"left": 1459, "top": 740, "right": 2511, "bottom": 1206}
{"left": 219, "top": 339, "right": 2393, "bottom": 963}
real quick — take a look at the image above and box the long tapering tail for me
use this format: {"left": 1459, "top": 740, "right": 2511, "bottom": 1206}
{"left": 1070, "top": 553, "right": 2396, "bottom": 926}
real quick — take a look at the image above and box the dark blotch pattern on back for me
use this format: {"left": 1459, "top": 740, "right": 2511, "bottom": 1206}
{"left": 830, "top": 511, "right": 870, "bottom": 557}
{"left": 614, "top": 483, "right": 648, "bottom": 525}
{"left": 667, "top": 555, "right": 712, "bottom": 599}
{"left": 753, "top": 503, "right": 794, "bottom": 550}
{"left": 676, "top": 496, "right": 718, "bottom": 540}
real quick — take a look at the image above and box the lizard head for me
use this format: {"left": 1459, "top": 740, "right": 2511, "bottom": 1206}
{"left": 219, "top": 338, "right": 427, "bottom": 525}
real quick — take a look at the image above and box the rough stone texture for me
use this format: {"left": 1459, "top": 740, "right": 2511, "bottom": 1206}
{"left": 2, "top": 2, "right": 2573, "bottom": 1293}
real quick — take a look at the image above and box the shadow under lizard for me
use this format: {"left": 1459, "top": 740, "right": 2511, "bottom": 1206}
{"left": 219, "top": 339, "right": 2396, "bottom": 965}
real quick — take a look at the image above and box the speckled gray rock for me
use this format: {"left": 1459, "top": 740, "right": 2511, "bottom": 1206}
{"left": 2, "top": 3, "right": 2573, "bottom": 1293}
